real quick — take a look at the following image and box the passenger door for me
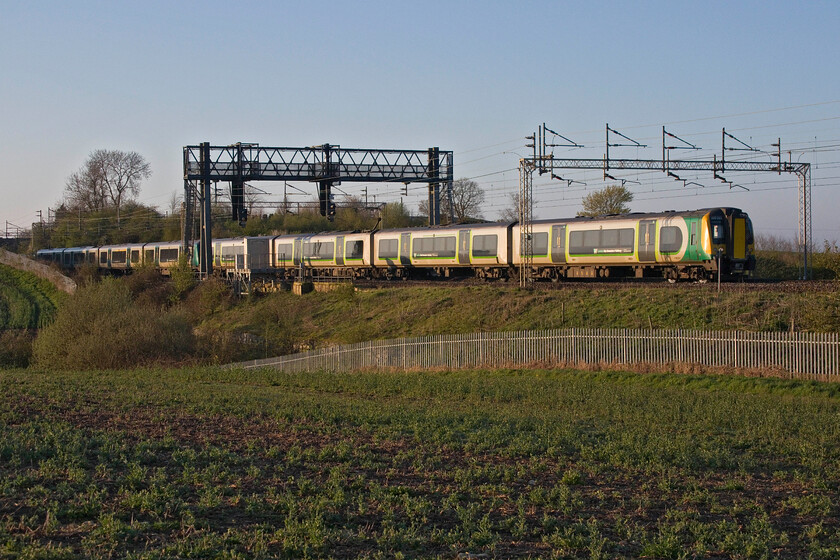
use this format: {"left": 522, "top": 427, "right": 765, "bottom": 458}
{"left": 551, "top": 225, "right": 566, "bottom": 263}
{"left": 400, "top": 233, "right": 411, "bottom": 266}
{"left": 293, "top": 239, "right": 302, "bottom": 267}
{"left": 638, "top": 220, "right": 656, "bottom": 261}
{"left": 458, "top": 230, "right": 470, "bottom": 265}
{"left": 335, "top": 235, "right": 345, "bottom": 266}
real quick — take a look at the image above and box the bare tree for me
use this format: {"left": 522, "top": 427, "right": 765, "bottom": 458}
{"left": 167, "top": 191, "right": 182, "bottom": 216}
{"left": 65, "top": 166, "right": 107, "bottom": 212}
{"left": 418, "top": 177, "right": 485, "bottom": 223}
{"left": 578, "top": 184, "right": 633, "bottom": 217}
{"left": 64, "top": 149, "right": 151, "bottom": 226}
{"left": 499, "top": 192, "right": 521, "bottom": 222}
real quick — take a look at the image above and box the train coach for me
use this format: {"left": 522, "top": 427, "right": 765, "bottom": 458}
{"left": 37, "top": 206, "right": 755, "bottom": 283}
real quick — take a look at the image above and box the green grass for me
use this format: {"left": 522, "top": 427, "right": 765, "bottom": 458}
{"left": 200, "top": 283, "right": 840, "bottom": 362}
{"left": 0, "top": 264, "right": 65, "bottom": 330}
{"left": 2, "top": 366, "right": 840, "bottom": 558}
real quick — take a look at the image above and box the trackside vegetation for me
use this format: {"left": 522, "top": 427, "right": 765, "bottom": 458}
{"left": 19, "top": 270, "right": 840, "bottom": 370}
{"left": 0, "top": 264, "right": 65, "bottom": 368}
{"left": 2, "top": 366, "right": 839, "bottom": 558}
{"left": 0, "top": 264, "right": 64, "bottom": 330}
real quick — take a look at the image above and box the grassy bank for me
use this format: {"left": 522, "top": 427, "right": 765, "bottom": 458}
{"left": 1, "top": 366, "right": 839, "bottom": 558}
{"left": 0, "top": 264, "right": 64, "bottom": 330}
{"left": 202, "top": 283, "right": 840, "bottom": 363}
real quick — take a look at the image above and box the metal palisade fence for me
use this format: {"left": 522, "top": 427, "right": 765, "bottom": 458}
{"left": 231, "top": 329, "right": 840, "bottom": 382}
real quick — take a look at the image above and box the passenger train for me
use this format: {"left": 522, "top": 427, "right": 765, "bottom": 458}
{"left": 37, "top": 207, "right": 755, "bottom": 283}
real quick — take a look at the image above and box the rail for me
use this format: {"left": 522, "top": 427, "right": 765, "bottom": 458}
{"left": 229, "top": 329, "right": 840, "bottom": 382}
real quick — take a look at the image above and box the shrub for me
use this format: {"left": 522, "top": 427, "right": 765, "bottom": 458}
{"left": 183, "top": 277, "right": 233, "bottom": 321}
{"left": 812, "top": 241, "right": 840, "bottom": 280}
{"left": 170, "top": 254, "right": 197, "bottom": 301}
{"left": 124, "top": 265, "right": 174, "bottom": 309}
{"left": 0, "top": 330, "right": 34, "bottom": 368}
{"left": 32, "top": 278, "right": 195, "bottom": 370}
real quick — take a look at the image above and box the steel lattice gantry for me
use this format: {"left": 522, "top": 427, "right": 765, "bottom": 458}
{"left": 183, "top": 142, "right": 453, "bottom": 274}
{"left": 517, "top": 156, "right": 812, "bottom": 284}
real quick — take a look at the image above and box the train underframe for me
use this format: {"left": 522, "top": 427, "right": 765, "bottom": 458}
{"left": 234, "top": 259, "right": 743, "bottom": 284}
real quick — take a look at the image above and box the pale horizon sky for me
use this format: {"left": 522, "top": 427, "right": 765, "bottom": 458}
{"left": 2, "top": 1, "right": 839, "bottom": 241}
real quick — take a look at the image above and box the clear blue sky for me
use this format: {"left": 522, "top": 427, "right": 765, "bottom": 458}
{"left": 2, "top": 0, "right": 839, "bottom": 242}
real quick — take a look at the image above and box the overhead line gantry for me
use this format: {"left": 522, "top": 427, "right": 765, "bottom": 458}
{"left": 519, "top": 124, "right": 812, "bottom": 286}
{"left": 183, "top": 142, "right": 454, "bottom": 275}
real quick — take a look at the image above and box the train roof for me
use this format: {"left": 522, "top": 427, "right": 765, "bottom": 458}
{"left": 375, "top": 221, "right": 511, "bottom": 235}
{"left": 530, "top": 207, "right": 746, "bottom": 225}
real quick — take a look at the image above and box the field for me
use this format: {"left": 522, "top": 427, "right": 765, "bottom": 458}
{"left": 2, "top": 366, "right": 840, "bottom": 559}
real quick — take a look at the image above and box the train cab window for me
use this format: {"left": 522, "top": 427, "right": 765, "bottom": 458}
{"left": 379, "top": 239, "right": 399, "bottom": 259}
{"left": 144, "top": 249, "right": 154, "bottom": 264}
{"left": 472, "top": 234, "right": 498, "bottom": 258}
{"left": 659, "top": 226, "right": 683, "bottom": 253}
{"left": 346, "top": 240, "right": 364, "bottom": 260}
{"left": 711, "top": 216, "right": 725, "bottom": 244}
{"left": 276, "top": 243, "right": 293, "bottom": 263}
{"left": 159, "top": 248, "right": 179, "bottom": 263}
{"left": 130, "top": 250, "right": 141, "bottom": 264}
{"left": 100, "top": 252, "right": 108, "bottom": 265}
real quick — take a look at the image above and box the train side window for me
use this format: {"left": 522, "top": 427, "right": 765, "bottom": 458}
{"left": 690, "top": 223, "right": 697, "bottom": 246}
{"left": 379, "top": 239, "right": 399, "bottom": 259}
{"left": 159, "top": 248, "right": 179, "bottom": 263}
{"left": 111, "top": 250, "right": 127, "bottom": 264}
{"left": 434, "top": 237, "right": 456, "bottom": 258}
{"left": 472, "top": 234, "right": 498, "bottom": 257}
{"left": 130, "top": 250, "right": 141, "bottom": 264}
{"left": 303, "top": 241, "right": 334, "bottom": 259}
{"left": 413, "top": 236, "right": 456, "bottom": 258}
{"left": 569, "top": 230, "right": 598, "bottom": 254}
{"left": 99, "top": 252, "right": 108, "bottom": 265}
{"left": 276, "top": 243, "right": 293, "bottom": 263}
{"left": 660, "top": 226, "right": 683, "bottom": 253}
{"left": 346, "top": 240, "right": 364, "bottom": 260}
{"left": 144, "top": 249, "right": 154, "bottom": 264}
{"left": 521, "top": 232, "right": 548, "bottom": 256}
{"left": 532, "top": 233, "right": 547, "bottom": 256}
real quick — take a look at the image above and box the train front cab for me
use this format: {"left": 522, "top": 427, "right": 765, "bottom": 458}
{"left": 704, "top": 208, "right": 755, "bottom": 278}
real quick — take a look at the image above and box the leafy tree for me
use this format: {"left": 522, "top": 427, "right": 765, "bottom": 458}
{"left": 578, "top": 184, "right": 633, "bottom": 217}
{"left": 418, "top": 178, "right": 485, "bottom": 224}
{"left": 380, "top": 201, "right": 416, "bottom": 229}
{"left": 64, "top": 149, "right": 152, "bottom": 226}
{"left": 44, "top": 203, "right": 166, "bottom": 248}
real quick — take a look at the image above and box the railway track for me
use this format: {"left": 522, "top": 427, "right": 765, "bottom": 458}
{"left": 350, "top": 277, "right": 838, "bottom": 293}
